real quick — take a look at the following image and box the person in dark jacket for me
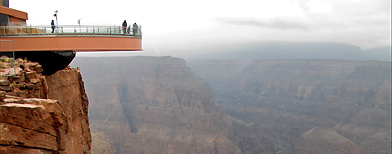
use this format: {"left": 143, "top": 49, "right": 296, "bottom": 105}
{"left": 51, "top": 20, "right": 55, "bottom": 33}
{"left": 122, "top": 20, "right": 127, "bottom": 34}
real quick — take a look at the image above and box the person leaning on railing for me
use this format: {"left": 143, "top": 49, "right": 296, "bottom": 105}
{"left": 127, "top": 25, "right": 131, "bottom": 34}
{"left": 133, "top": 23, "right": 138, "bottom": 36}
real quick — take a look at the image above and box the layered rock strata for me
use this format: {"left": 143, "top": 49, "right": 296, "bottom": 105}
{"left": 188, "top": 59, "right": 391, "bottom": 154}
{"left": 0, "top": 58, "right": 91, "bottom": 153}
{"left": 72, "top": 56, "right": 244, "bottom": 154}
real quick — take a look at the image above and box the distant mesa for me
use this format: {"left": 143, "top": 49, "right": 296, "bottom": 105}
{"left": 187, "top": 41, "right": 391, "bottom": 61}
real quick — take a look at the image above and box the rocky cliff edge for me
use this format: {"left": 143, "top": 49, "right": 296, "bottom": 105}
{"left": 0, "top": 57, "right": 91, "bottom": 153}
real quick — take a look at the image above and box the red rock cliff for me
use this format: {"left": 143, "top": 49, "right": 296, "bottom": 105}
{"left": 0, "top": 58, "right": 91, "bottom": 153}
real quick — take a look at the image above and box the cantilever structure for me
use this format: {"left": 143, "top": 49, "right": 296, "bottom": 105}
{"left": 0, "top": 0, "right": 142, "bottom": 75}
{"left": 0, "top": 25, "right": 143, "bottom": 52}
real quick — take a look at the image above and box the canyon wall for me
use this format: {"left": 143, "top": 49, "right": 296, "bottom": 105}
{"left": 72, "top": 56, "right": 249, "bottom": 153}
{"left": 188, "top": 59, "right": 391, "bottom": 154}
{"left": 0, "top": 58, "right": 91, "bottom": 153}
{"left": 71, "top": 56, "right": 390, "bottom": 153}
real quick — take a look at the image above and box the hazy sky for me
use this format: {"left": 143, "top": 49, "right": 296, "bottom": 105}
{"left": 10, "top": 0, "right": 391, "bottom": 57}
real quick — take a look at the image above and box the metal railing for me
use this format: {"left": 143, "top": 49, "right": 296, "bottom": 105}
{"left": 0, "top": 25, "right": 142, "bottom": 37}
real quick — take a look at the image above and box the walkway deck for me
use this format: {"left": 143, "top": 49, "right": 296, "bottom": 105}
{"left": 0, "top": 25, "right": 142, "bottom": 52}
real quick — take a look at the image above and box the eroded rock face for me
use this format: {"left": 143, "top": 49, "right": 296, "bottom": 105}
{"left": 293, "top": 127, "right": 368, "bottom": 154}
{"left": 0, "top": 58, "right": 91, "bottom": 153}
{"left": 188, "top": 59, "right": 391, "bottom": 154}
{"left": 91, "top": 129, "right": 115, "bottom": 154}
{"left": 72, "top": 56, "right": 243, "bottom": 154}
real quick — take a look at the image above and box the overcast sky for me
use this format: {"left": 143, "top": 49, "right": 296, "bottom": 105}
{"left": 11, "top": 0, "right": 391, "bottom": 57}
